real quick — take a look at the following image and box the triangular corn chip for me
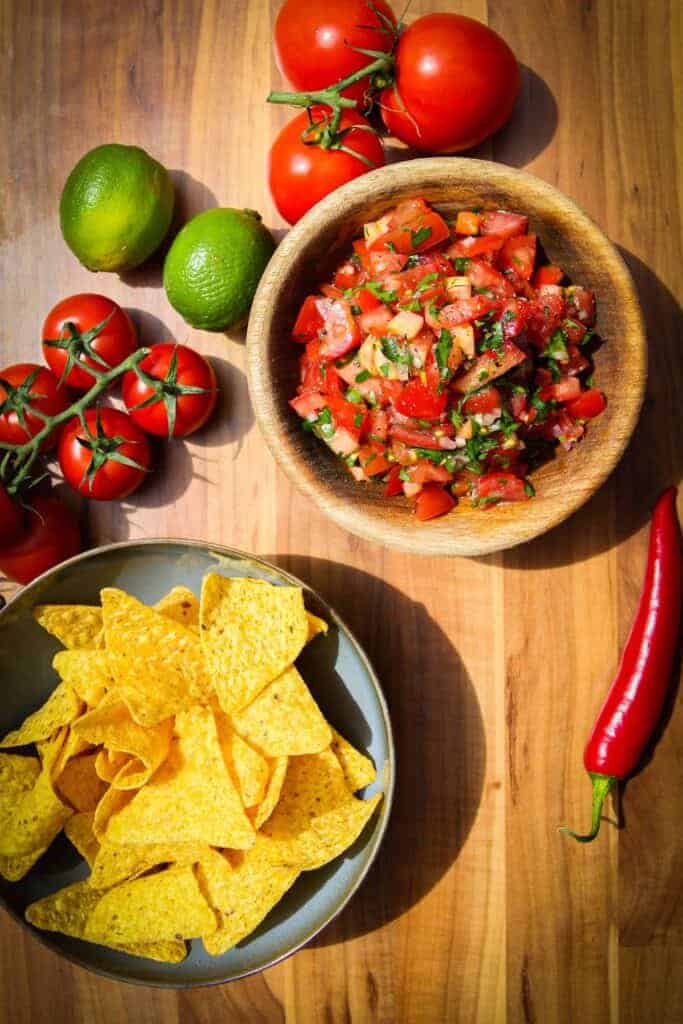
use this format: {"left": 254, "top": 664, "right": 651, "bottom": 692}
{"left": 249, "top": 757, "right": 288, "bottom": 830}
{"left": 231, "top": 667, "right": 331, "bottom": 757}
{"left": 330, "top": 727, "right": 376, "bottom": 792}
{"left": 0, "top": 683, "right": 82, "bottom": 748}
{"left": 56, "top": 753, "right": 108, "bottom": 812}
{"left": 33, "top": 605, "right": 103, "bottom": 650}
{"left": 52, "top": 650, "right": 113, "bottom": 707}
{"left": 64, "top": 811, "right": 100, "bottom": 867}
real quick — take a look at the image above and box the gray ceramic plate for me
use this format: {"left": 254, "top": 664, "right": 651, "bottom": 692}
{"left": 0, "top": 540, "right": 394, "bottom": 987}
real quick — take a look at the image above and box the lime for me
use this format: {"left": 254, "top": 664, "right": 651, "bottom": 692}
{"left": 163, "top": 208, "right": 275, "bottom": 332}
{"left": 60, "top": 144, "right": 175, "bottom": 272}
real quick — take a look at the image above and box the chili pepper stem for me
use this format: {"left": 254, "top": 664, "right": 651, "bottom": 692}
{"left": 559, "top": 772, "right": 616, "bottom": 843}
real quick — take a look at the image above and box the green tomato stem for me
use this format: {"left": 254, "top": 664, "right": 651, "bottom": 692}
{"left": 267, "top": 55, "right": 394, "bottom": 112}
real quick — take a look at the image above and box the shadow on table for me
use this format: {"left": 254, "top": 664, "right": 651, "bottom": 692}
{"left": 263, "top": 555, "right": 487, "bottom": 945}
{"left": 490, "top": 247, "right": 683, "bottom": 571}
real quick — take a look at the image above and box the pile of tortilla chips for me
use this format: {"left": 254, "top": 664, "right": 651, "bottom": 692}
{"left": 0, "top": 575, "right": 382, "bottom": 963}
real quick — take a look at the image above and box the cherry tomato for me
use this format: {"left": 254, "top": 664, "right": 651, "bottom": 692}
{"left": 42, "top": 294, "right": 137, "bottom": 393}
{"left": 380, "top": 14, "right": 520, "bottom": 153}
{"left": 0, "top": 495, "right": 80, "bottom": 584}
{"left": 122, "top": 343, "right": 217, "bottom": 439}
{"left": 274, "top": 0, "right": 397, "bottom": 106}
{"left": 0, "top": 363, "right": 69, "bottom": 451}
{"left": 58, "top": 409, "right": 152, "bottom": 501}
{"left": 268, "top": 107, "right": 385, "bottom": 225}
{"left": 0, "top": 482, "right": 25, "bottom": 546}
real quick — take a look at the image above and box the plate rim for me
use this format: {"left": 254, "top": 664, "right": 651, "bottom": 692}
{"left": 0, "top": 537, "right": 395, "bottom": 989}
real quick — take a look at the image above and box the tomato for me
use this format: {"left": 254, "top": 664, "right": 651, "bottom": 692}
{"left": 466, "top": 259, "right": 514, "bottom": 299}
{"left": 58, "top": 409, "right": 152, "bottom": 501}
{"left": 367, "top": 209, "right": 450, "bottom": 255}
{"left": 384, "top": 464, "right": 403, "bottom": 497}
{"left": 327, "top": 393, "right": 368, "bottom": 439}
{"left": 500, "top": 297, "right": 531, "bottom": 339}
{"left": 436, "top": 295, "right": 501, "bottom": 330}
{"left": 498, "top": 235, "right": 537, "bottom": 281}
{"left": 380, "top": 14, "right": 520, "bottom": 153}
{"left": 394, "top": 380, "right": 448, "bottom": 419}
{"left": 411, "top": 460, "right": 453, "bottom": 485}
{"left": 333, "top": 261, "right": 365, "bottom": 290}
{"left": 462, "top": 387, "right": 503, "bottom": 416}
{"left": 358, "top": 445, "right": 391, "bottom": 477}
{"left": 447, "top": 235, "right": 505, "bottom": 260}
{"left": 0, "top": 363, "right": 69, "bottom": 451}
{"left": 0, "top": 482, "right": 24, "bottom": 546}
{"left": 526, "top": 286, "right": 566, "bottom": 346}
{"left": 540, "top": 377, "right": 582, "bottom": 403}
{"left": 454, "top": 341, "right": 527, "bottom": 393}
{"left": 565, "top": 286, "right": 596, "bottom": 326}
{"left": 359, "top": 306, "right": 393, "bottom": 337}
{"left": 533, "top": 265, "right": 564, "bottom": 287}
{"left": 368, "top": 249, "right": 408, "bottom": 276}
{"left": 355, "top": 288, "right": 382, "bottom": 314}
{"left": 122, "top": 344, "right": 217, "bottom": 439}
{"left": 566, "top": 388, "right": 606, "bottom": 420}
{"left": 268, "top": 107, "right": 385, "bottom": 225}
{"left": 0, "top": 495, "right": 80, "bottom": 584}
{"left": 415, "top": 484, "right": 456, "bottom": 521}
{"left": 319, "top": 298, "right": 361, "bottom": 358}
{"left": 42, "top": 294, "right": 137, "bottom": 393}
{"left": 480, "top": 211, "right": 528, "bottom": 239}
{"left": 390, "top": 424, "right": 443, "bottom": 449}
{"left": 291, "top": 391, "right": 327, "bottom": 419}
{"left": 476, "top": 472, "right": 528, "bottom": 502}
{"left": 293, "top": 296, "right": 325, "bottom": 342}
{"left": 274, "top": 0, "right": 397, "bottom": 106}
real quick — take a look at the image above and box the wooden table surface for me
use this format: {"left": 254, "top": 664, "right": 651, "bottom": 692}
{"left": 1, "top": 1, "right": 681, "bottom": 1021}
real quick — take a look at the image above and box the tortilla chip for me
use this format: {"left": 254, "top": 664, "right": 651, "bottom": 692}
{"left": 50, "top": 727, "right": 92, "bottom": 779}
{"left": 214, "top": 708, "right": 269, "bottom": 808}
{"left": 250, "top": 757, "right": 288, "bottom": 830}
{"left": 25, "top": 879, "right": 188, "bottom": 962}
{"left": 200, "top": 835, "right": 299, "bottom": 956}
{"left": 0, "top": 754, "right": 42, "bottom": 880}
{"left": 89, "top": 839, "right": 209, "bottom": 890}
{"left": 101, "top": 588, "right": 211, "bottom": 725}
{"left": 93, "top": 780, "right": 134, "bottom": 842}
{"left": 261, "top": 749, "right": 382, "bottom": 870}
{"left": 0, "top": 745, "right": 71, "bottom": 867}
{"left": 94, "top": 748, "right": 130, "bottom": 783}
{"left": 0, "top": 683, "right": 82, "bottom": 748}
{"left": 200, "top": 575, "right": 308, "bottom": 713}
{"left": 306, "top": 612, "right": 328, "bottom": 642}
{"left": 154, "top": 587, "right": 200, "bottom": 632}
{"left": 56, "top": 753, "right": 108, "bottom": 812}
{"left": 231, "top": 667, "right": 331, "bottom": 757}
{"left": 64, "top": 812, "right": 100, "bottom": 867}
{"left": 104, "top": 706, "right": 254, "bottom": 850}
{"left": 84, "top": 865, "right": 216, "bottom": 944}
{"left": 73, "top": 694, "right": 173, "bottom": 790}
{"left": 53, "top": 649, "right": 113, "bottom": 707}
{"left": 330, "top": 728, "right": 376, "bottom": 792}
{"left": 33, "top": 605, "right": 104, "bottom": 650}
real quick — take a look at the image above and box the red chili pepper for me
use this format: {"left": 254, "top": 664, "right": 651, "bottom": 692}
{"left": 562, "top": 486, "right": 682, "bottom": 842}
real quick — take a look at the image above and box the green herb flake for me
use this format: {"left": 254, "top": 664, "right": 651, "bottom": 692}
{"left": 366, "top": 281, "right": 398, "bottom": 304}
{"left": 411, "top": 226, "right": 432, "bottom": 248}
{"left": 380, "top": 336, "right": 411, "bottom": 366}
{"left": 453, "top": 257, "right": 470, "bottom": 274}
{"left": 355, "top": 369, "right": 371, "bottom": 383}
{"left": 544, "top": 330, "right": 569, "bottom": 362}
{"left": 415, "top": 272, "right": 439, "bottom": 294}
{"left": 524, "top": 479, "right": 536, "bottom": 497}
{"left": 435, "top": 328, "right": 453, "bottom": 383}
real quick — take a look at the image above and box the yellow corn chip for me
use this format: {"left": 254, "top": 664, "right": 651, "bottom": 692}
{"left": 154, "top": 586, "right": 200, "bottom": 632}
{"left": 101, "top": 588, "right": 211, "bottom": 725}
{"left": 200, "top": 574, "right": 308, "bottom": 713}
{"left": 94, "top": 748, "right": 130, "bottom": 783}
{"left": 0, "top": 682, "right": 82, "bottom": 748}
{"left": 56, "top": 753, "right": 108, "bottom": 812}
{"left": 214, "top": 708, "right": 269, "bottom": 809}
{"left": 200, "top": 835, "right": 299, "bottom": 956}
{"left": 306, "top": 612, "right": 328, "bottom": 642}
{"left": 53, "top": 649, "right": 113, "bottom": 707}
{"left": 0, "top": 745, "right": 71, "bottom": 867}
{"left": 0, "top": 754, "right": 42, "bottom": 881}
{"left": 330, "top": 728, "right": 376, "bottom": 792}
{"left": 261, "top": 749, "right": 382, "bottom": 870}
{"left": 231, "top": 667, "right": 331, "bottom": 757}
{"left": 105, "top": 706, "right": 254, "bottom": 850}
{"left": 33, "top": 605, "right": 104, "bottom": 650}
{"left": 25, "top": 879, "right": 188, "bottom": 963}
{"left": 64, "top": 811, "right": 100, "bottom": 867}
{"left": 93, "top": 779, "right": 134, "bottom": 842}
{"left": 50, "top": 728, "right": 92, "bottom": 780}
{"left": 250, "top": 757, "right": 288, "bottom": 830}
{"left": 89, "top": 839, "right": 210, "bottom": 890}
{"left": 84, "top": 865, "right": 216, "bottom": 944}
{"left": 73, "top": 693, "right": 173, "bottom": 790}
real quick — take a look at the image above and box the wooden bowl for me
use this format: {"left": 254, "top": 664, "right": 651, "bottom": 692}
{"left": 247, "top": 158, "right": 646, "bottom": 557}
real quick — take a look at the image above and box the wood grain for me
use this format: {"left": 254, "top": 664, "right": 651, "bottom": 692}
{"left": 0, "top": 0, "right": 681, "bottom": 1021}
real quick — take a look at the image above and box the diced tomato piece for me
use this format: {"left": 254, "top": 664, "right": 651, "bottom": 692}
{"left": 566, "top": 388, "right": 606, "bottom": 420}
{"left": 359, "top": 305, "right": 393, "bottom": 336}
{"left": 549, "top": 410, "right": 585, "bottom": 449}
{"left": 540, "top": 377, "right": 581, "bottom": 403}
{"left": 565, "top": 286, "right": 596, "bottom": 326}
{"left": 447, "top": 235, "right": 505, "bottom": 261}
{"left": 367, "top": 206, "right": 450, "bottom": 255}
{"left": 320, "top": 283, "right": 344, "bottom": 299}
{"left": 462, "top": 386, "right": 503, "bottom": 416}
{"left": 415, "top": 484, "right": 455, "bottom": 521}
{"left": 437, "top": 295, "right": 501, "bottom": 329}
{"left": 466, "top": 259, "right": 514, "bottom": 299}
{"left": 411, "top": 460, "right": 453, "bottom": 485}
{"left": 509, "top": 391, "right": 527, "bottom": 419}
{"left": 485, "top": 447, "right": 527, "bottom": 475}
{"left": 527, "top": 285, "right": 566, "bottom": 346}
{"left": 367, "top": 407, "right": 389, "bottom": 440}
{"left": 391, "top": 198, "right": 429, "bottom": 225}
{"left": 389, "top": 424, "right": 443, "bottom": 449}
{"left": 480, "top": 211, "right": 529, "bottom": 239}
{"left": 476, "top": 472, "right": 528, "bottom": 502}
{"left": 565, "top": 344, "right": 590, "bottom": 376}
{"left": 498, "top": 235, "right": 537, "bottom": 282}
{"left": 533, "top": 264, "right": 564, "bottom": 287}
{"left": 354, "top": 287, "right": 382, "bottom": 314}
{"left": 394, "top": 379, "right": 448, "bottom": 419}
{"left": 384, "top": 464, "right": 403, "bottom": 497}
{"left": 357, "top": 445, "right": 391, "bottom": 477}
{"left": 455, "top": 211, "right": 481, "bottom": 235}
{"left": 500, "top": 297, "right": 531, "bottom": 339}
{"left": 454, "top": 340, "right": 527, "bottom": 393}
{"left": 317, "top": 298, "right": 361, "bottom": 359}
{"left": 327, "top": 393, "right": 368, "bottom": 439}
{"left": 353, "top": 238, "right": 374, "bottom": 275}
{"left": 562, "top": 318, "right": 588, "bottom": 345}
{"left": 369, "top": 249, "right": 408, "bottom": 276}
{"left": 293, "top": 295, "right": 325, "bottom": 342}
{"left": 333, "top": 261, "right": 364, "bottom": 290}
{"left": 290, "top": 391, "right": 327, "bottom": 419}
{"left": 299, "top": 340, "right": 328, "bottom": 393}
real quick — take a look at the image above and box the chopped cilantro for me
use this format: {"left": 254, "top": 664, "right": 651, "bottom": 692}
{"left": 450, "top": 407, "right": 464, "bottom": 429}
{"left": 343, "top": 287, "right": 357, "bottom": 300}
{"left": 416, "top": 272, "right": 439, "bottom": 294}
{"left": 354, "top": 412, "right": 364, "bottom": 429}
{"left": 346, "top": 387, "right": 362, "bottom": 404}
{"left": 411, "top": 225, "right": 432, "bottom": 248}
{"left": 381, "top": 336, "right": 411, "bottom": 365}
{"left": 581, "top": 328, "right": 596, "bottom": 346}
{"left": 366, "top": 281, "right": 398, "bottom": 304}
{"left": 401, "top": 299, "right": 422, "bottom": 313}
{"left": 378, "top": 362, "right": 390, "bottom": 377}
{"left": 435, "top": 328, "right": 453, "bottom": 384}
{"left": 404, "top": 254, "right": 421, "bottom": 270}
{"left": 544, "top": 330, "right": 569, "bottom": 362}
{"left": 524, "top": 479, "right": 536, "bottom": 497}
{"left": 477, "top": 317, "right": 503, "bottom": 354}
{"left": 453, "top": 257, "right": 470, "bottom": 274}
{"left": 478, "top": 370, "right": 490, "bottom": 382}
{"left": 316, "top": 406, "right": 335, "bottom": 438}
{"left": 398, "top": 467, "right": 410, "bottom": 481}
{"left": 355, "top": 369, "right": 371, "bottom": 383}
{"left": 385, "top": 240, "right": 397, "bottom": 253}
{"left": 350, "top": 304, "right": 362, "bottom": 316}
{"left": 464, "top": 419, "right": 498, "bottom": 473}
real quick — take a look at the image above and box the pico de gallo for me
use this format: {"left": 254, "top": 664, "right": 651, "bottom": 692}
{"left": 289, "top": 197, "right": 605, "bottom": 521}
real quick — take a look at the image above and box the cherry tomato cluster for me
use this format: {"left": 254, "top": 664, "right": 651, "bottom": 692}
{"left": 0, "top": 293, "right": 217, "bottom": 584}
{"left": 268, "top": 2, "right": 520, "bottom": 224}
